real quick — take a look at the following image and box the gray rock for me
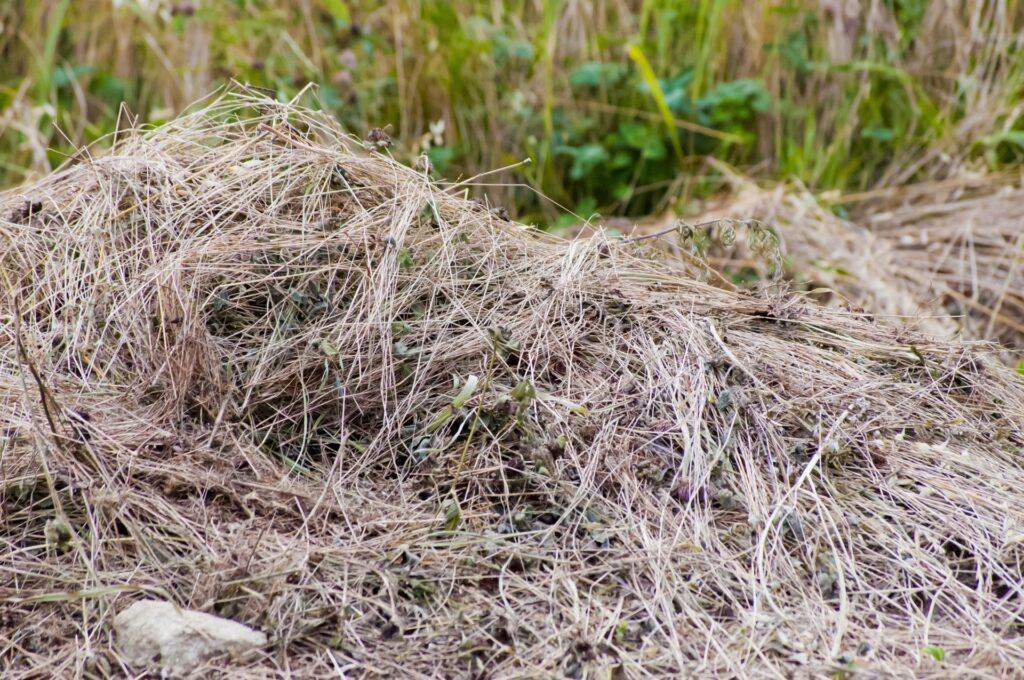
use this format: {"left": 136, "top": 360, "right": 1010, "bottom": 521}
{"left": 114, "top": 599, "right": 267, "bottom": 676}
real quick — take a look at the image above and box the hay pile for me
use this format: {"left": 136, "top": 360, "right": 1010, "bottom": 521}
{"left": 3, "top": 91, "right": 1024, "bottom": 677}
{"left": 867, "top": 180, "right": 1024, "bottom": 351}
{"left": 689, "top": 175, "right": 1024, "bottom": 357}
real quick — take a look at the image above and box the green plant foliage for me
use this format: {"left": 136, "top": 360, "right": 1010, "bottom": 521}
{"left": 1, "top": 0, "right": 1023, "bottom": 225}
{"left": 562, "top": 143, "right": 610, "bottom": 180}
{"left": 569, "top": 62, "right": 629, "bottom": 88}
{"left": 698, "top": 79, "right": 770, "bottom": 139}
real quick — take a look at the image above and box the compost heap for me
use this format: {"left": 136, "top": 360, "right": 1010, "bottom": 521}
{"left": 2, "top": 92, "right": 1024, "bottom": 678}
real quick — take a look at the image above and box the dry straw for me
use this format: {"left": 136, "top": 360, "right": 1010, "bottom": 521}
{"left": 2, "top": 89, "right": 1024, "bottom": 677}
{"left": 686, "top": 172, "right": 1024, "bottom": 360}
{"left": 866, "top": 179, "right": 1024, "bottom": 352}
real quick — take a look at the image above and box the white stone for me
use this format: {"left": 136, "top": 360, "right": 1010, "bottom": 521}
{"left": 114, "top": 599, "right": 267, "bottom": 676}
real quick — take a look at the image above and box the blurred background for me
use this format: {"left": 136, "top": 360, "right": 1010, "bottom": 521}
{"left": 1, "top": 0, "right": 1023, "bottom": 227}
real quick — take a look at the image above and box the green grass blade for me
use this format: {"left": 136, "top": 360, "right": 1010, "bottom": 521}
{"left": 627, "top": 43, "right": 685, "bottom": 165}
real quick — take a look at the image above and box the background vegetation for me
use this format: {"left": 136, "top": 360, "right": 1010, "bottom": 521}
{"left": 2, "top": 0, "right": 1024, "bottom": 225}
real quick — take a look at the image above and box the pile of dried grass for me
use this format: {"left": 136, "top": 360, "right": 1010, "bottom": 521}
{"left": 866, "top": 179, "right": 1024, "bottom": 352}
{"left": 690, "top": 174, "right": 1024, "bottom": 358}
{"left": 3, "top": 91, "right": 1024, "bottom": 677}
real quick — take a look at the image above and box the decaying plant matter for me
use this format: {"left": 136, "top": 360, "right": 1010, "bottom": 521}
{"left": 2, "top": 91, "right": 1024, "bottom": 677}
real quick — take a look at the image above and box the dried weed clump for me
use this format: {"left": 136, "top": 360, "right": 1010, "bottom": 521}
{"left": 2, "top": 91, "right": 1024, "bottom": 677}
